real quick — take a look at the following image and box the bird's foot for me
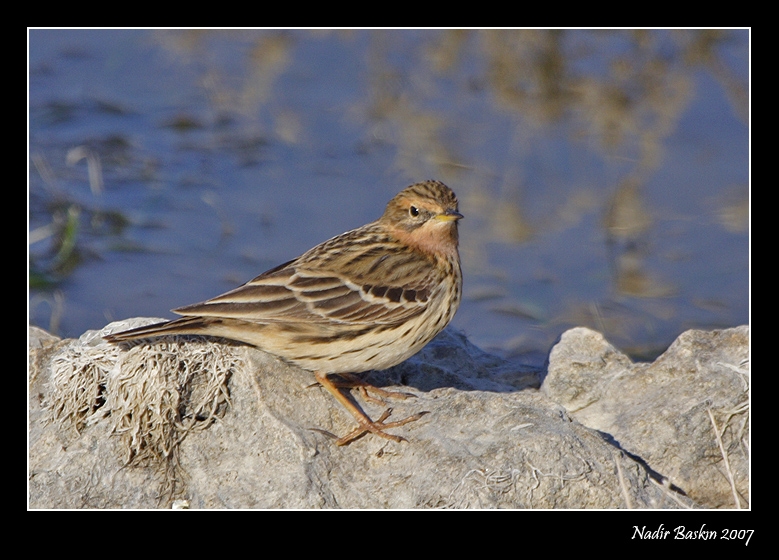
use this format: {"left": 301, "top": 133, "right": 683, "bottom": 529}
{"left": 332, "top": 372, "right": 416, "bottom": 405}
{"left": 333, "top": 408, "right": 429, "bottom": 446}
{"left": 313, "top": 371, "right": 428, "bottom": 446}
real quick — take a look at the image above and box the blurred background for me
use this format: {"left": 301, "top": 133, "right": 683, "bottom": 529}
{"left": 29, "top": 29, "right": 749, "bottom": 365}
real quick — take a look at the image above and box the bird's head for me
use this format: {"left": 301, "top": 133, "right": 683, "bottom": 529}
{"left": 381, "top": 180, "right": 462, "bottom": 258}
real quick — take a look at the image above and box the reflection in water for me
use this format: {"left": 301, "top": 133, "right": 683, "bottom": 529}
{"left": 604, "top": 175, "right": 675, "bottom": 300}
{"left": 29, "top": 29, "right": 749, "bottom": 362}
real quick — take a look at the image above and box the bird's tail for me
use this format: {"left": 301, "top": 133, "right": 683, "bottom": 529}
{"left": 103, "top": 316, "right": 211, "bottom": 343}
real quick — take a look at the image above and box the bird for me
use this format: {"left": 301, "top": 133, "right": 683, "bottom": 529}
{"left": 104, "top": 180, "right": 463, "bottom": 445}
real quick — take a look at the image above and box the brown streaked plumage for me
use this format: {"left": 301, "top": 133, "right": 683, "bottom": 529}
{"left": 105, "top": 180, "right": 463, "bottom": 445}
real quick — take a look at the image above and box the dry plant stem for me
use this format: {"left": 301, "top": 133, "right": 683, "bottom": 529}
{"left": 614, "top": 452, "right": 633, "bottom": 509}
{"left": 314, "top": 371, "right": 427, "bottom": 446}
{"left": 707, "top": 407, "right": 742, "bottom": 509}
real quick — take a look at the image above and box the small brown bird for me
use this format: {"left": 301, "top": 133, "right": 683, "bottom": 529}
{"left": 105, "top": 180, "right": 463, "bottom": 445}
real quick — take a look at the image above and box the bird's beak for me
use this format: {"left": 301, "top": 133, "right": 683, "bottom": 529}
{"left": 436, "top": 210, "right": 464, "bottom": 222}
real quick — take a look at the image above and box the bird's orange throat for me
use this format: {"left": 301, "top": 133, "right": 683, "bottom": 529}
{"left": 389, "top": 221, "right": 459, "bottom": 260}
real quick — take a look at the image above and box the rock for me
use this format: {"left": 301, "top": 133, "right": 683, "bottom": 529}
{"left": 29, "top": 319, "right": 747, "bottom": 509}
{"left": 542, "top": 326, "right": 750, "bottom": 508}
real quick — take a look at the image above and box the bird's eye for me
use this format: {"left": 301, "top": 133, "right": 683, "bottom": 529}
{"left": 409, "top": 206, "right": 419, "bottom": 217}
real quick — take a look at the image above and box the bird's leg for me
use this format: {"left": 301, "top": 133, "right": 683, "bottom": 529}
{"left": 314, "top": 371, "right": 428, "bottom": 446}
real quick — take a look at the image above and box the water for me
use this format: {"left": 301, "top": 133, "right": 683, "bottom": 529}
{"left": 29, "top": 29, "right": 749, "bottom": 364}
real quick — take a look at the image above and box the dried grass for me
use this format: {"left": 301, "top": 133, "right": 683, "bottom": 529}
{"left": 46, "top": 334, "right": 240, "bottom": 469}
{"left": 707, "top": 356, "right": 750, "bottom": 509}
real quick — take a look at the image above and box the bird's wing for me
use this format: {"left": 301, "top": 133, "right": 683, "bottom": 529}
{"left": 174, "top": 233, "right": 439, "bottom": 326}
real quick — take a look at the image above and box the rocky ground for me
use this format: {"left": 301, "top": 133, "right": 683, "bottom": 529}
{"left": 28, "top": 320, "right": 749, "bottom": 509}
